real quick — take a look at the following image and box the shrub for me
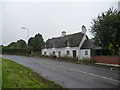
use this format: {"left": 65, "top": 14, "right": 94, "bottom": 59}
{"left": 38, "top": 54, "right": 57, "bottom": 58}
{"left": 39, "top": 55, "right": 50, "bottom": 58}
{"left": 79, "top": 59, "right": 96, "bottom": 64}
{"left": 58, "top": 55, "right": 78, "bottom": 62}
{"left": 49, "top": 54, "right": 57, "bottom": 58}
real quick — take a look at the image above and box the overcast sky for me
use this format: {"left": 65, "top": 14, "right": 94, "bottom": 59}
{"left": 0, "top": 0, "right": 119, "bottom": 46}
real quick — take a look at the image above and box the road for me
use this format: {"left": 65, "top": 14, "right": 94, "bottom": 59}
{"left": 1, "top": 55, "right": 119, "bottom": 88}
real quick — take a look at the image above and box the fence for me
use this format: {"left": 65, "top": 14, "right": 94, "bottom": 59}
{"left": 91, "top": 56, "right": 120, "bottom": 65}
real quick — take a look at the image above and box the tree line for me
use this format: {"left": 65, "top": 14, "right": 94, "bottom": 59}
{"left": 2, "top": 33, "right": 44, "bottom": 55}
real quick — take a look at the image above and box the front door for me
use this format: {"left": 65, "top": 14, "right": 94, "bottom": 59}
{"left": 58, "top": 51, "right": 61, "bottom": 57}
{"left": 73, "top": 50, "right": 76, "bottom": 58}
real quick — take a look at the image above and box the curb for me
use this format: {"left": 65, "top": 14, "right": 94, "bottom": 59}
{"left": 95, "top": 63, "right": 120, "bottom": 67}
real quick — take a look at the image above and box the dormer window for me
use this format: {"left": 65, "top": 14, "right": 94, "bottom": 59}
{"left": 67, "top": 41, "right": 70, "bottom": 47}
{"left": 45, "top": 44, "right": 46, "bottom": 48}
{"left": 53, "top": 42, "right": 55, "bottom": 48}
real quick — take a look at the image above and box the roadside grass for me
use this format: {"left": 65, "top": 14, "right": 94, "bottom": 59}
{"left": 0, "top": 57, "right": 2, "bottom": 89}
{"left": 2, "top": 58, "right": 64, "bottom": 89}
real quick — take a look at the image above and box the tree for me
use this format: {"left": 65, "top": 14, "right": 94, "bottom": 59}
{"left": 2, "top": 39, "right": 27, "bottom": 55}
{"left": 7, "top": 39, "right": 26, "bottom": 49}
{"left": 17, "top": 39, "right": 26, "bottom": 48}
{"left": 91, "top": 8, "right": 120, "bottom": 55}
{"left": 28, "top": 33, "right": 44, "bottom": 52}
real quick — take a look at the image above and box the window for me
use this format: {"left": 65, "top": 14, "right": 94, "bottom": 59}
{"left": 44, "top": 52, "right": 46, "bottom": 55}
{"left": 45, "top": 44, "right": 46, "bottom": 48}
{"left": 52, "top": 51, "right": 55, "bottom": 55}
{"left": 66, "top": 51, "right": 70, "bottom": 55}
{"left": 85, "top": 51, "right": 88, "bottom": 55}
{"left": 67, "top": 41, "right": 70, "bottom": 47}
{"left": 53, "top": 43, "right": 55, "bottom": 48}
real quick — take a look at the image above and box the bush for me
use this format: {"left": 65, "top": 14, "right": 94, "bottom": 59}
{"left": 39, "top": 55, "right": 50, "bottom": 58}
{"left": 58, "top": 55, "right": 78, "bottom": 62}
{"left": 79, "top": 59, "right": 96, "bottom": 64}
{"left": 49, "top": 54, "right": 57, "bottom": 58}
{"left": 39, "top": 54, "right": 57, "bottom": 58}
{"left": 2, "top": 48, "right": 27, "bottom": 55}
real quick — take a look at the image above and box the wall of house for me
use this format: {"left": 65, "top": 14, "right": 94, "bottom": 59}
{"left": 42, "top": 47, "right": 91, "bottom": 59}
{"left": 78, "top": 33, "right": 87, "bottom": 59}
{"left": 79, "top": 49, "right": 91, "bottom": 59}
{"left": 42, "top": 47, "right": 80, "bottom": 58}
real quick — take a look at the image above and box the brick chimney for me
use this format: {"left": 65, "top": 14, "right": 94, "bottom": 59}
{"left": 81, "top": 25, "right": 86, "bottom": 34}
{"left": 61, "top": 31, "right": 66, "bottom": 37}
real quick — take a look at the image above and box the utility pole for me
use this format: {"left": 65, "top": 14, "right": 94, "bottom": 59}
{"left": 22, "top": 27, "right": 29, "bottom": 44}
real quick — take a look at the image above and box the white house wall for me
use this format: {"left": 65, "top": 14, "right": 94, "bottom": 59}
{"left": 79, "top": 49, "right": 91, "bottom": 59}
{"left": 78, "top": 34, "right": 87, "bottom": 59}
{"left": 42, "top": 47, "right": 91, "bottom": 59}
{"left": 42, "top": 47, "right": 79, "bottom": 58}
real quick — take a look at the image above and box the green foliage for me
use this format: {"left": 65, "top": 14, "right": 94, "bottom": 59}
{"left": 38, "top": 55, "right": 50, "bottom": 58}
{"left": 28, "top": 33, "right": 44, "bottom": 52}
{"left": 2, "top": 48, "right": 27, "bottom": 55}
{"left": 58, "top": 55, "right": 78, "bottom": 62}
{"left": 23, "top": 45, "right": 33, "bottom": 55}
{"left": 2, "top": 33, "right": 44, "bottom": 55}
{"left": 7, "top": 39, "right": 26, "bottom": 49}
{"left": 2, "top": 58, "right": 63, "bottom": 88}
{"left": 79, "top": 59, "right": 96, "bottom": 64}
{"left": 49, "top": 54, "right": 57, "bottom": 58}
{"left": 0, "top": 45, "right": 2, "bottom": 54}
{"left": 17, "top": 39, "right": 26, "bottom": 48}
{"left": 91, "top": 8, "right": 120, "bottom": 54}
{"left": 39, "top": 54, "right": 57, "bottom": 58}
{"left": 2, "top": 40, "right": 27, "bottom": 55}
{"left": 60, "top": 55, "right": 75, "bottom": 60}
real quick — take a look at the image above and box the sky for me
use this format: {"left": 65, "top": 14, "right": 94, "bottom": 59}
{"left": 0, "top": 0, "right": 119, "bottom": 46}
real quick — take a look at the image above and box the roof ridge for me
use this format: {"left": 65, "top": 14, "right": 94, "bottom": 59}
{"left": 48, "top": 31, "right": 83, "bottom": 40}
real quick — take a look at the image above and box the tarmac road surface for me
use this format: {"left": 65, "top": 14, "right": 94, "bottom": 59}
{"left": 1, "top": 55, "right": 119, "bottom": 88}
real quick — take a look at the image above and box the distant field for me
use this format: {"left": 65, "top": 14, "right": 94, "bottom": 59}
{"left": 0, "top": 58, "right": 2, "bottom": 89}
{"left": 2, "top": 58, "right": 64, "bottom": 88}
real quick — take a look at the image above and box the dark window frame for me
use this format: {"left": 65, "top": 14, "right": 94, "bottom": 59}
{"left": 44, "top": 52, "right": 46, "bottom": 55}
{"left": 85, "top": 51, "right": 88, "bottom": 55}
{"left": 66, "top": 51, "right": 70, "bottom": 55}
{"left": 52, "top": 51, "right": 55, "bottom": 55}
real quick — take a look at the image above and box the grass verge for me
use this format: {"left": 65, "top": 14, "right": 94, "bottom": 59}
{"left": 2, "top": 58, "right": 64, "bottom": 89}
{"left": 0, "top": 58, "right": 2, "bottom": 89}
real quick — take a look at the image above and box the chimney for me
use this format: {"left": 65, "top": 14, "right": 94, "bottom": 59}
{"left": 61, "top": 31, "right": 66, "bottom": 37}
{"left": 81, "top": 25, "right": 86, "bottom": 34}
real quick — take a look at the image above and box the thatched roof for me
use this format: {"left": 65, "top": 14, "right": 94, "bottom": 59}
{"left": 43, "top": 32, "right": 89, "bottom": 49}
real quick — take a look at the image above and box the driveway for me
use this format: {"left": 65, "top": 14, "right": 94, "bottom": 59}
{"left": 1, "top": 55, "right": 119, "bottom": 88}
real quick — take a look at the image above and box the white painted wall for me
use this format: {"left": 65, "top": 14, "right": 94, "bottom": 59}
{"left": 79, "top": 49, "right": 91, "bottom": 59}
{"left": 42, "top": 47, "right": 91, "bottom": 59}
{"left": 78, "top": 34, "right": 87, "bottom": 59}
{"left": 42, "top": 47, "right": 80, "bottom": 58}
